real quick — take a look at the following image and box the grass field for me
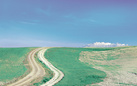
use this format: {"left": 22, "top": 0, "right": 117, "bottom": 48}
{"left": 0, "top": 48, "right": 34, "bottom": 84}
{"left": 44, "top": 47, "right": 116, "bottom": 86}
{"left": 80, "top": 46, "right": 137, "bottom": 86}
{"left": 1, "top": 46, "right": 136, "bottom": 86}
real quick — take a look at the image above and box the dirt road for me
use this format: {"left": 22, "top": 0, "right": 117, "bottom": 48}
{"left": 8, "top": 48, "right": 46, "bottom": 86}
{"left": 8, "top": 48, "right": 64, "bottom": 86}
{"left": 38, "top": 49, "right": 64, "bottom": 86}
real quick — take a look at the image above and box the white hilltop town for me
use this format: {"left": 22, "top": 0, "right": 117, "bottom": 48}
{"left": 85, "top": 42, "right": 128, "bottom": 47}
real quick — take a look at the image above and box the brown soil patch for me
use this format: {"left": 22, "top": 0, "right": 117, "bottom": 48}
{"left": 80, "top": 47, "right": 137, "bottom": 86}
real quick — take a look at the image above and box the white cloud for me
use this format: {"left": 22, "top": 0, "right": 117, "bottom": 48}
{"left": 84, "top": 42, "right": 128, "bottom": 47}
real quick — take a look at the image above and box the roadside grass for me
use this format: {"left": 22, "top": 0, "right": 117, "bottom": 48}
{"left": 33, "top": 54, "right": 53, "bottom": 86}
{"left": 33, "top": 77, "right": 52, "bottom": 86}
{"left": 0, "top": 48, "right": 35, "bottom": 83}
{"left": 44, "top": 47, "right": 115, "bottom": 86}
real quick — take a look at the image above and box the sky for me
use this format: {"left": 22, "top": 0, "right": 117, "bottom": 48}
{"left": 0, "top": 0, "right": 137, "bottom": 47}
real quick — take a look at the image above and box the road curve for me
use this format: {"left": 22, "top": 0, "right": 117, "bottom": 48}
{"left": 38, "top": 48, "right": 64, "bottom": 86}
{"left": 8, "top": 48, "right": 46, "bottom": 86}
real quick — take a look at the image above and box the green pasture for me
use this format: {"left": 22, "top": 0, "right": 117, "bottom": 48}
{"left": 0, "top": 48, "right": 34, "bottom": 82}
{"left": 44, "top": 47, "right": 117, "bottom": 86}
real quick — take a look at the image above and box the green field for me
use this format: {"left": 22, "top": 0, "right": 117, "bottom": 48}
{"left": 44, "top": 47, "right": 116, "bottom": 86}
{"left": 0, "top": 48, "right": 34, "bottom": 83}
{"left": 1, "top": 46, "right": 136, "bottom": 86}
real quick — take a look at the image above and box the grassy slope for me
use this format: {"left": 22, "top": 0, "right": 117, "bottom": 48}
{"left": 0, "top": 48, "right": 34, "bottom": 82}
{"left": 79, "top": 46, "right": 137, "bottom": 85}
{"left": 44, "top": 47, "right": 117, "bottom": 86}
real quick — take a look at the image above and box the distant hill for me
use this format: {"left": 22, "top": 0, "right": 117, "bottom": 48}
{"left": 84, "top": 42, "right": 128, "bottom": 47}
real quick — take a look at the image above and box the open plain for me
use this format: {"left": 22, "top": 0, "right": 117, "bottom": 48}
{"left": 1, "top": 46, "right": 137, "bottom": 86}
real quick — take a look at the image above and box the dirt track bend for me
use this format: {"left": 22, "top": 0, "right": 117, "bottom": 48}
{"left": 38, "top": 49, "right": 64, "bottom": 86}
{"left": 8, "top": 48, "right": 46, "bottom": 86}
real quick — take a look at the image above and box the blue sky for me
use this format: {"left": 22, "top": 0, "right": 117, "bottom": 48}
{"left": 0, "top": 0, "right": 137, "bottom": 47}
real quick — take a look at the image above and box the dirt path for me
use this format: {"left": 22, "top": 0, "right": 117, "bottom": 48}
{"left": 38, "top": 49, "right": 64, "bottom": 86}
{"left": 8, "top": 48, "right": 46, "bottom": 86}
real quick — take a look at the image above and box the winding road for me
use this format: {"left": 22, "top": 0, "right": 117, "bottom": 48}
{"left": 8, "top": 48, "right": 45, "bottom": 86}
{"left": 38, "top": 49, "right": 64, "bottom": 86}
{"left": 8, "top": 48, "right": 64, "bottom": 86}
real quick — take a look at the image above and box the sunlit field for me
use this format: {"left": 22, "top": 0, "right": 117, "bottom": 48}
{"left": 45, "top": 48, "right": 110, "bottom": 86}
{"left": 0, "top": 48, "right": 34, "bottom": 84}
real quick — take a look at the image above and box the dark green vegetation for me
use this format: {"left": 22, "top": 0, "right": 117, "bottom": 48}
{"left": 33, "top": 77, "right": 52, "bottom": 86}
{"left": 33, "top": 56, "right": 53, "bottom": 86}
{"left": 44, "top": 48, "right": 117, "bottom": 86}
{"left": 0, "top": 48, "right": 34, "bottom": 82}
